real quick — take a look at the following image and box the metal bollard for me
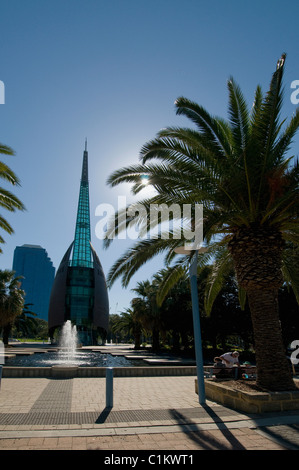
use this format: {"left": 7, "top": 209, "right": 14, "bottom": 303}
{"left": 106, "top": 367, "right": 114, "bottom": 408}
{"left": 0, "top": 366, "right": 2, "bottom": 390}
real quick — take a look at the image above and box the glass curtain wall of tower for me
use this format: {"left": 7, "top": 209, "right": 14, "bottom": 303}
{"left": 71, "top": 143, "right": 92, "bottom": 268}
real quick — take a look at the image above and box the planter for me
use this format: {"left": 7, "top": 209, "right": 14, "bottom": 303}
{"left": 196, "top": 378, "right": 299, "bottom": 413}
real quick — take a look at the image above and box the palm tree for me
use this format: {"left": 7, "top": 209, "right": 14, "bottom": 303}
{"left": 106, "top": 54, "right": 299, "bottom": 391}
{"left": 12, "top": 303, "right": 39, "bottom": 339}
{"left": 111, "top": 308, "right": 143, "bottom": 349}
{"left": 0, "top": 270, "right": 25, "bottom": 344}
{"left": 0, "top": 143, "right": 25, "bottom": 251}
{"left": 131, "top": 280, "right": 164, "bottom": 352}
{"left": 157, "top": 270, "right": 193, "bottom": 352}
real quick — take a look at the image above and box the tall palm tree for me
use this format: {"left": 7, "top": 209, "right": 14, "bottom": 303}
{"left": 157, "top": 270, "right": 193, "bottom": 352}
{"left": 131, "top": 280, "right": 164, "bottom": 352}
{"left": 0, "top": 270, "right": 25, "bottom": 344}
{"left": 106, "top": 54, "right": 299, "bottom": 391}
{"left": 12, "top": 303, "right": 38, "bottom": 339}
{"left": 0, "top": 142, "right": 25, "bottom": 251}
{"left": 111, "top": 308, "right": 143, "bottom": 349}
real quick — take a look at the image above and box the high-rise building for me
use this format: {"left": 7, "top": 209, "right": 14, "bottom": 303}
{"left": 12, "top": 244, "right": 55, "bottom": 321}
{"left": 48, "top": 142, "right": 109, "bottom": 345}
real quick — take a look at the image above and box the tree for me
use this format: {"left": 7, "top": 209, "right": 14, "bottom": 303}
{"left": 158, "top": 271, "right": 193, "bottom": 352}
{"left": 0, "top": 270, "right": 25, "bottom": 344}
{"left": 106, "top": 54, "right": 299, "bottom": 391}
{"left": 12, "top": 303, "right": 40, "bottom": 339}
{"left": 0, "top": 143, "right": 25, "bottom": 251}
{"left": 107, "top": 314, "right": 122, "bottom": 343}
{"left": 111, "top": 308, "right": 143, "bottom": 349}
{"left": 206, "top": 273, "right": 254, "bottom": 353}
{"left": 131, "top": 280, "right": 163, "bottom": 352}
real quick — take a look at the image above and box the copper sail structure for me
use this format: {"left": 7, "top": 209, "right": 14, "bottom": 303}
{"left": 48, "top": 142, "right": 109, "bottom": 345}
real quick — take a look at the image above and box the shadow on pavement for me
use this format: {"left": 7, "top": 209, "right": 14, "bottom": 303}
{"left": 257, "top": 423, "right": 299, "bottom": 450}
{"left": 170, "top": 405, "right": 247, "bottom": 450}
{"left": 95, "top": 406, "right": 113, "bottom": 424}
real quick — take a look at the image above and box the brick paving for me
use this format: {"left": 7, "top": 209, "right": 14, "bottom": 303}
{"left": 0, "top": 375, "right": 299, "bottom": 451}
{"left": 0, "top": 428, "right": 284, "bottom": 451}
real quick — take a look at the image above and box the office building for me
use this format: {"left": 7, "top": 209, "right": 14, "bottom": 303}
{"left": 12, "top": 244, "right": 55, "bottom": 321}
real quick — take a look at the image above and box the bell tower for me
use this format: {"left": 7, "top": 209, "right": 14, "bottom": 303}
{"left": 48, "top": 142, "right": 109, "bottom": 345}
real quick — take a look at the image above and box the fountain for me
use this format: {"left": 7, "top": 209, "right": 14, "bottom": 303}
{"left": 57, "top": 320, "right": 78, "bottom": 364}
{"left": 49, "top": 321, "right": 80, "bottom": 376}
{"left": 3, "top": 323, "right": 188, "bottom": 378}
{"left": 1, "top": 326, "right": 197, "bottom": 378}
{"left": 2, "top": 320, "right": 142, "bottom": 377}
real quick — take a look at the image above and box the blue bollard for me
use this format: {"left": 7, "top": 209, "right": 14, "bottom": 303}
{"left": 106, "top": 367, "right": 114, "bottom": 408}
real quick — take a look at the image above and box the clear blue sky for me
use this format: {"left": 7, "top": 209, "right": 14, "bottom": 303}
{"left": 0, "top": 0, "right": 298, "bottom": 316}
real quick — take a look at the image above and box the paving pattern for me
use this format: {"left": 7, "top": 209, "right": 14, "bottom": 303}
{"left": 0, "top": 375, "right": 299, "bottom": 451}
{"left": 1, "top": 344, "right": 299, "bottom": 451}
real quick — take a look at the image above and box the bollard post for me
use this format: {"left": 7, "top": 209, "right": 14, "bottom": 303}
{"left": 106, "top": 367, "right": 114, "bottom": 408}
{"left": 0, "top": 340, "right": 3, "bottom": 391}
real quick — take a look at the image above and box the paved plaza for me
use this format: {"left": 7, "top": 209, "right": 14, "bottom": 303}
{"left": 0, "top": 372, "right": 299, "bottom": 451}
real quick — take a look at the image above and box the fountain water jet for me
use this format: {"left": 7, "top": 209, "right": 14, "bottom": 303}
{"left": 58, "top": 320, "right": 78, "bottom": 364}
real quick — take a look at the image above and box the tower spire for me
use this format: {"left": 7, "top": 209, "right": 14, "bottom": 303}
{"left": 72, "top": 143, "right": 92, "bottom": 267}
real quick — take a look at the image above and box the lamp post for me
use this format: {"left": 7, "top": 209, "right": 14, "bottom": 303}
{"left": 174, "top": 246, "right": 207, "bottom": 405}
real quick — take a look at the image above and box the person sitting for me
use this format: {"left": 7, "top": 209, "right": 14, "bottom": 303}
{"left": 213, "top": 351, "right": 240, "bottom": 378}
{"left": 212, "top": 357, "right": 227, "bottom": 378}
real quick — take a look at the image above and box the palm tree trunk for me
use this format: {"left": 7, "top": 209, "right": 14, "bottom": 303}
{"left": 247, "top": 288, "right": 295, "bottom": 391}
{"left": 134, "top": 328, "right": 141, "bottom": 350}
{"left": 152, "top": 327, "right": 160, "bottom": 352}
{"left": 229, "top": 226, "right": 295, "bottom": 391}
{"left": 172, "top": 331, "right": 180, "bottom": 353}
{"left": 2, "top": 323, "right": 11, "bottom": 346}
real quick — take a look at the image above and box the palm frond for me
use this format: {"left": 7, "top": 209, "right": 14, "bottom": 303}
{"left": 256, "top": 53, "right": 286, "bottom": 199}
{"left": 106, "top": 238, "right": 181, "bottom": 288}
{"left": 155, "top": 261, "right": 188, "bottom": 306}
{"left": 238, "top": 285, "right": 247, "bottom": 310}
{"left": 0, "top": 162, "right": 21, "bottom": 186}
{"left": 227, "top": 77, "right": 249, "bottom": 153}
{"left": 0, "top": 215, "right": 13, "bottom": 234}
{"left": 0, "top": 187, "right": 25, "bottom": 211}
{"left": 204, "top": 247, "right": 233, "bottom": 315}
{"left": 0, "top": 144, "right": 14, "bottom": 156}
{"left": 250, "top": 85, "right": 263, "bottom": 126}
{"left": 174, "top": 96, "right": 232, "bottom": 157}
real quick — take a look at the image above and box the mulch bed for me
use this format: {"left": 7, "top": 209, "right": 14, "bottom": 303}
{"left": 219, "top": 379, "right": 299, "bottom": 393}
